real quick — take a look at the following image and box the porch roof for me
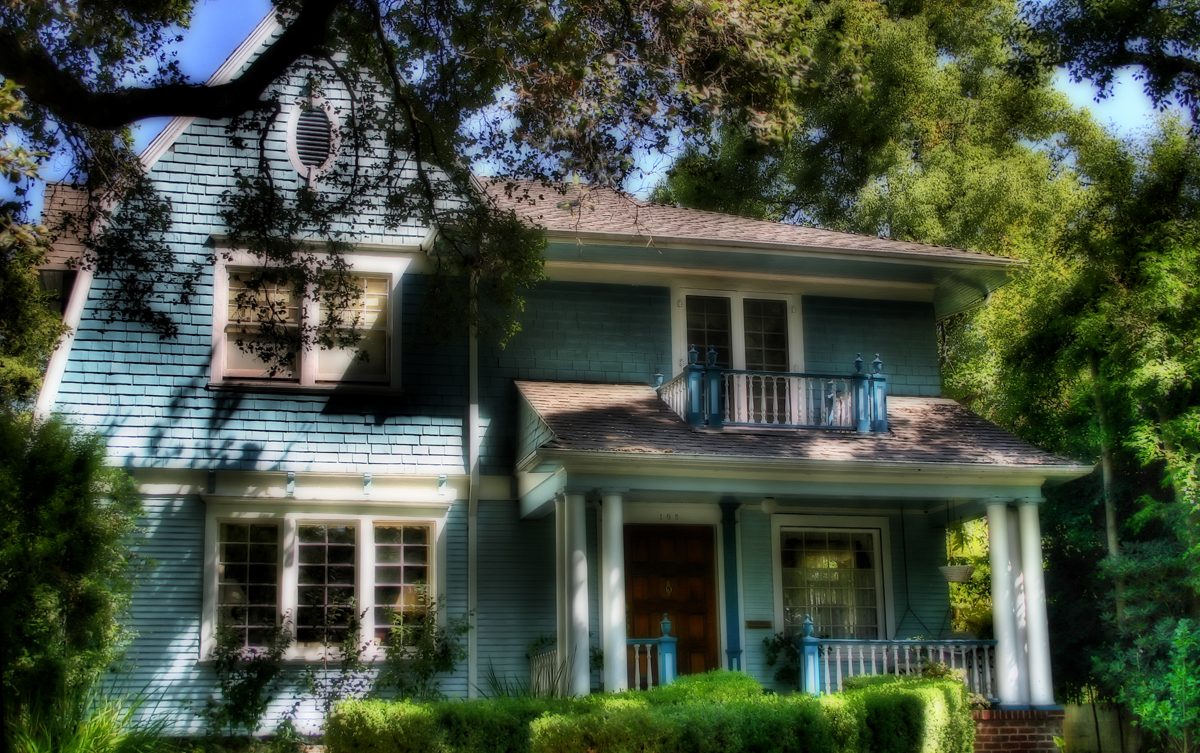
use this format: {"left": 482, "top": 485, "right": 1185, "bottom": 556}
{"left": 514, "top": 380, "right": 1089, "bottom": 475}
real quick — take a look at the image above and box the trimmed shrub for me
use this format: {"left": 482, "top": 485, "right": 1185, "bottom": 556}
{"left": 326, "top": 672, "right": 972, "bottom": 753}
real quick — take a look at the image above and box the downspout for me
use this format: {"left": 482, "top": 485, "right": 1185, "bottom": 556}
{"left": 467, "top": 321, "right": 480, "bottom": 697}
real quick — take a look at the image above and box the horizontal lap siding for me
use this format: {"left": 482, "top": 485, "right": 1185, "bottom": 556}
{"left": 107, "top": 496, "right": 210, "bottom": 735}
{"left": 739, "top": 509, "right": 787, "bottom": 692}
{"left": 476, "top": 501, "right": 556, "bottom": 690}
{"left": 803, "top": 297, "right": 940, "bottom": 397}
{"left": 889, "top": 513, "right": 950, "bottom": 639}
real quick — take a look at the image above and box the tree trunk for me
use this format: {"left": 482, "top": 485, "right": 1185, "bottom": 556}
{"left": 1090, "top": 351, "right": 1124, "bottom": 624}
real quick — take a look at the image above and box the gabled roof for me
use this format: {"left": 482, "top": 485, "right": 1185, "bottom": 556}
{"left": 487, "top": 179, "right": 1013, "bottom": 266}
{"left": 515, "top": 381, "right": 1088, "bottom": 478}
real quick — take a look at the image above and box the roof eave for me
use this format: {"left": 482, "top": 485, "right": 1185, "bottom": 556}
{"left": 540, "top": 229, "right": 1023, "bottom": 270}
{"left": 532, "top": 447, "right": 1092, "bottom": 484}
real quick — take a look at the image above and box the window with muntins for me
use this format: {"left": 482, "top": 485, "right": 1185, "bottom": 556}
{"left": 297, "top": 524, "right": 357, "bottom": 646}
{"left": 780, "top": 528, "right": 881, "bottom": 639}
{"left": 221, "top": 271, "right": 392, "bottom": 385}
{"left": 218, "top": 523, "right": 280, "bottom": 648}
{"left": 676, "top": 289, "right": 800, "bottom": 375}
{"left": 373, "top": 524, "right": 431, "bottom": 644}
{"left": 209, "top": 514, "right": 437, "bottom": 657}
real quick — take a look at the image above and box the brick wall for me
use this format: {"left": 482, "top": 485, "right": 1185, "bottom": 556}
{"left": 973, "top": 709, "right": 1065, "bottom": 753}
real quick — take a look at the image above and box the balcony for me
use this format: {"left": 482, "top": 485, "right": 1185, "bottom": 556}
{"left": 659, "top": 347, "right": 889, "bottom": 433}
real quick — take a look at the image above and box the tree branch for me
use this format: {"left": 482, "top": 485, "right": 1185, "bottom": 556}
{"left": 0, "top": 0, "right": 346, "bottom": 129}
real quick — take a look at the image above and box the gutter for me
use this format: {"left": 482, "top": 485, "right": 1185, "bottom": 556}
{"left": 466, "top": 326, "right": 480, "bottom": 698}
{"left": 528, "top": 448, "right": 1093, "bottom": 483}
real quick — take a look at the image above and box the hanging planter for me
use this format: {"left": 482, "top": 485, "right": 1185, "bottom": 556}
{"left": 939, "top": 565, "right": 975, "bottom": 583}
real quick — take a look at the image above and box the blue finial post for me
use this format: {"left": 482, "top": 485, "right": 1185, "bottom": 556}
{"left": 870, "top": 354, "right": 888, "bottom": 433}
{"left": 658, "top": 613, "right": 678, "bottom": 685}
{"left": 800, "top": 614, "right": 821, "bottom": 695}
{"left": 705, "top": 346, "right": 723, "bottom": 428}
{"left": 654, "top": 372, "right": 664, "bottom": 389}
{"left": 852, "top": 354, "right": 870, "bottom": 433}
{"left": 685, "top": 346, "right": 704, "bottom": 426}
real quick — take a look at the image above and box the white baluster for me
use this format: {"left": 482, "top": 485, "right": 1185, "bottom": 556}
{"left": 835, "top": 645, "right": 843, "bottom": 692}
{"left": 858, "top": 645, "right": 866, "bottom": 677}
{"left": 633, "top": 642, "right": 643, "bottom": 690}
{"left": 822, "top": 645, "right": 831, "bottom": 695}
{"left": 870, "top": 645, "right": 877, "bottom": 676}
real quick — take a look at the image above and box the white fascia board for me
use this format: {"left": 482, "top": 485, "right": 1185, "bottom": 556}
{"left": 141, "top": 11, "right": 283, "bottom": 170}
{"left": 540, "top": 230, "right": 1021, "bottom": 271}
{"left": 532, "top": 449, "right": 1093, "bottom": 487}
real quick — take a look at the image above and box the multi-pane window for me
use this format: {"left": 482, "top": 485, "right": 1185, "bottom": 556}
{"left": 373, "top": 524, "right": 431, "bottom": 644}
{"left": 296, "top": 524, "right": 357, "bottom": 646}
{"left": 222, "top": 271, "right": 390, "bottom": 383}
{"left": 317, "top": 275, "right": 389, "bottom": 382}
{"left": 218, "top": 523, "right": 280, "bottom": 647}
{"left": 225, "top": 273, "right": 300, "bottom": 378}
{"left": 743, "top": 299, "right": 789, "bottom": 372}
{"left": 685, "top": 296, "right": 732, "bottom": 368}
{"left": 780, "top": 529, "right": 880, "bottom": 639}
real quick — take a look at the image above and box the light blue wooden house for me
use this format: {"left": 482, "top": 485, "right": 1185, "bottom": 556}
{"left": 36, "top": 13, "right": 1090, "bottom": 735}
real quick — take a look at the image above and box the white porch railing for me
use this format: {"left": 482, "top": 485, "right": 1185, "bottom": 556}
{"left": 658, "top": 372, "right": 689, "bottom": 422}
{"left": 814, "top": 639, "right": 997, "bottom": 698}
{"left": 529, "top": 644, "right": 559, "bottom": 697}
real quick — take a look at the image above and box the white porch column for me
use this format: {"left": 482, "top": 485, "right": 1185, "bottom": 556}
{"left": 555, "top": 493, "right": 568, "bottom": 693}
{"left": 1007, "top": 507, "right": 1031, "bottom": 705}
{"left": 1018, "top": 500, "right": 1055, "bottom": 706}
{"left": 566, "top": 491, "right": 591, "bottom": 696}
{"left": 600, "top": 489, "right": 628, "bottom": 692}
{"left": 987, "top": 502, "right": 1023, "bottom": 705}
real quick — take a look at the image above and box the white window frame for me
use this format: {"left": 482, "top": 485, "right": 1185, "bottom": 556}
{"left": 201, "top": 502, "right": 450, "bottom": 662}
{"left": 770, "top": 514, "right": 895, "bottom": 640}
{"left": 670, "top": 287, "right": 804, "bottom": 377}
{"left": 211, "top": 251, "right": 411, "bottom": 389}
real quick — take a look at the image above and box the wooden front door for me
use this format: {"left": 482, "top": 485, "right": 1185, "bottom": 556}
{"left": 625, "top": 525, "right": 720, "bottom": 677}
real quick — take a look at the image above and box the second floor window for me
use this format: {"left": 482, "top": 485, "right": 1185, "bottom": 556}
{"left": 220, "top": 268, "right": 393, "bottom": 386}
{"left": 684, "top": 294, "right": 791, "bottom": 372}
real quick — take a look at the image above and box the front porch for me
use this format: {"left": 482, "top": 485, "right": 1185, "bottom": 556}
{"left": 506, "top": 379, "right": 1090, "bottom": 705}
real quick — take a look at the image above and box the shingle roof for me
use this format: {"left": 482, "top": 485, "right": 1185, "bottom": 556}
{"left": 486, "top": 180, "right": 1009, "bottom": 264}
{"left": 515, "top": 380, "right": 1086, "bottom": 471}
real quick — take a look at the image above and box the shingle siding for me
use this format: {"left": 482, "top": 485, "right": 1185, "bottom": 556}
{"left": 478, "top": 282, "right": 671, "bottom": 475}
{"left": 803, "top": 297, "right": 941, "bottom": 397}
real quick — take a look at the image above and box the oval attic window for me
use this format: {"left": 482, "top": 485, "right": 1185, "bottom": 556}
{"left": 294, "top": 107, "right": 332, "bottom": 169}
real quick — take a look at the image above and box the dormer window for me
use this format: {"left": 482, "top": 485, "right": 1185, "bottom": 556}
{"left": 672, "top": 288, "right": 802, "bottom": 374}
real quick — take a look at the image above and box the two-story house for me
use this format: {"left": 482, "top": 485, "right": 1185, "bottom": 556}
{"left": 35, "top": 12, "right": 1090, "bottom": 735}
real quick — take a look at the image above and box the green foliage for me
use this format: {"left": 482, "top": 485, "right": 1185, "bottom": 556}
{"left": 325, "top": 672, "right": 972, "bottom": 753}
{"left": 4, "top": 690, "right": 174, "bottom": 753}
{"left": 762, "top": 631, "right": 802, "bottom": 687}
{"left": 1102, "top": 619, "right": 1200, "bottom": 753}
{"left": 0, "top": 82, "right": 66, "bottom": 407}
{"left": 204, "top": 620, "right": 294, "bottom": 735}
{"left": 376, "top": 596, "right": 472, "bottom": 702}
{"left": 946, "top": 520, "right": 992, "bottom": 638}
{"left": 0, "top": 412, "right": 141, "bottom": 713}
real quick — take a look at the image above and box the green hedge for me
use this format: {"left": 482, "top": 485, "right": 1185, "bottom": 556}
{"left": 325, "top": 672, "right": 973, "bottom": 753}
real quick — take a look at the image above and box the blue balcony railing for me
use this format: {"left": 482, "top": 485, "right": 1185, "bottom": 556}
{"left": 659, "top": 348, "right": 888, "bottom": 433}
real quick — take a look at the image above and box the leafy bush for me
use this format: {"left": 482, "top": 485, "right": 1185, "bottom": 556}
{"left": 5, "top": 690, "right": 173, "bottom": 753}
{"left": 0, "top": 413, "right": 141, "bottom": 714}
{"left": 326, "top": 671, "right": 973, "bottom": 753}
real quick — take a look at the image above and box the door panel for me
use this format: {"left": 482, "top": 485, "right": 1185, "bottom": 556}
{"left": 625, "top": 525, "right": 719, "bottom": 681}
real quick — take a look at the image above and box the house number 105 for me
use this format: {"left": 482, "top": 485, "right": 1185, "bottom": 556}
{"left": 659, "top": 513, "right": 680, "bottom": 521}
